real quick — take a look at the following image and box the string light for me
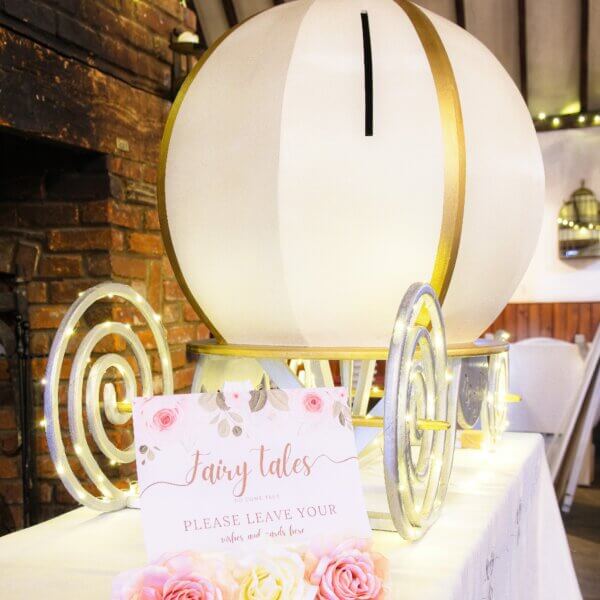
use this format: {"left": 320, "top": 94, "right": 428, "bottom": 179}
{"left": 38, "top": 419, "right": 46, "bottom": 428}
{"left": 40, "top": 377, "right": 47, "bottom": 386}
{"left": 551, "top": 117, "right": 561, "bottom": 127}
{"left": 594, "top": 115, "right": 600, "bottom": 125}
{"left": 537, "top": 112, "right": 546, "bottom": 120}
{"left": 577, "top": 115, "right": 586, "bottom": 124}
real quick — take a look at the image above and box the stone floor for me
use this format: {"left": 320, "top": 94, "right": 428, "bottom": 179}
{"left": 564, "top": 470, "right": 600, "bottom": 599}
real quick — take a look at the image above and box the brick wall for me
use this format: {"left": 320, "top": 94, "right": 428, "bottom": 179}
{"left": 0, "top": 2, "right": 208, "bottom": 531}
{"left": 0, "top": 0, "right": 197, "bottom": 97}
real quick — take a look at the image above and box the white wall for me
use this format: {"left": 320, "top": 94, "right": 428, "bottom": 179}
{"left": 511, "top": 127, "right": 600, "bottom": 303}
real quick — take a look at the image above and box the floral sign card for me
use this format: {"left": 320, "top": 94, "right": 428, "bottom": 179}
{"left": 132, "top": 386, "right": 372, "bottom": 560}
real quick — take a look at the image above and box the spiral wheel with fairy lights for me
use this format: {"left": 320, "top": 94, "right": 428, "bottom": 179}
{"left": 43, "top": 282, "right": 173, "bottom": 511}
{"left": 383, "top": 282, "right": 457, "bottom": 541}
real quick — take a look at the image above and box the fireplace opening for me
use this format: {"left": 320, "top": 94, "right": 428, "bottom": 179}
{"left": 0, "top": 129, "right": 131, "bottom": 531}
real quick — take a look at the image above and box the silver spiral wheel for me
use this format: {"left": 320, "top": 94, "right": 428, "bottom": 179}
{"left": 383, "top": 283, "right": 457, "bottom": 540}
{"left": 43, "top": 282, "right": 173, "bottom": 511}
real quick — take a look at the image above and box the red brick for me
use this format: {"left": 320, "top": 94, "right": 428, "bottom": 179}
{"left": 57, "top": 13, "right": 104, "bottom": 60}
{"left": 26, "top": 281, "right": 47, "bottom": 303}
{"left": 162, "top": 256, "right": 175, "bottom": 279}
{"left": 38, "top": 255, "right": 83, "bottom": 278}
{"left": 17, "top": 203, "right": 78, "bottom": 227}
{"left": 55, "top": 484, "right": 79, "bottom": 506}
{"left": 29, "top": 305, "right": 67, "bottom": 329}
{"left": 183, "top": 302, "right": 199, "bottom": 322}
{"left": 39, "top": 481, "right": 54, "bottom": 504}
{"left": 133, "top": 1, "right": 179, "bottom": 35}
{"left": 14, "top": 241, "right": 40, "bottom": 279}
{"left": 4, "top": 0, "right": 56, "bottom": 34}
{"left": 130, "top": 279, "right": 147, "bottom": 299}
{"left": 79, "top": 200, "right": 110, "bottom": 224}
{"left": 35, "top": 432, "right": 49, "bottom": 454}
{"left": 0, "top": 407, "right": 16, "bottom": 429}
{"left": 153, "top": 346, "right": 186, "bottom": 372}
{"left": 10, "top": 505, "right": 23, "bottom": 529}
{"left": 48, "top": 228, "right": 115, "bottom": 251}
{"left": 0, "top": 456, "right": 19, "bottom": 478}
{"left": 162, "top": 303, "right": 180, "bottom": 324}
{"left": 174, "top": 366, "right": 195, "bottom": 391}
{"left": 197, "top": 323, "right": 211, "bottom": 339}
{"left": 147, "top": 260, "right": 161, "bottom": 310}
{"left": 163, "top": 280, "right": 185, "bottom": 301}
{"left": 1, "top": 479, "right": 23, "bottom": 504}
{"left": 128, "top": 232, "right": 163, "bottom": 256}
{"left": 145, "top": 208, "right": 160, "bottom": 230}
{"left": 30, "top": 332, "right": 50, "bottom": 355}
{"left": 108, "top": 157, "right": 144, "bottom": 180}
{"left": 94, "top": 334, "right": 127, "bottom": 353}
{"left": 81, "top": 200, "right": 144, "bottom": 229}
{"left": 137, "top": 328, "right": 158, "bottom": 350}
{"left": 143, "top": 165, "right": 157, "bottom": 184}
{"left": 167, "top": 324, "right": 197, "bottom": 345}
{"left": 86, "top": 254, "right": 111, "bottom": 277}
{"left": 110, "top": 254, "right": 147, "bottom": 279}
{"left": 112, "top": 229, "right": 125, "bottom": 251}
{"left": 112, "top": 304, "right": 145, "bottom": 326}
{"left": 49, "top": 279, "right": 99, "bottom": 303}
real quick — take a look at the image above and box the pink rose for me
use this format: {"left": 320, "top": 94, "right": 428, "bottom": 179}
{"left": 163, "top": 573, "right": 222, "bottom": 600}
{"left": 153, "top": 408, "right": 179, "bottom": 431}
{"left": 113, "top": 552, "right": 237, "bottom": 600}
{"left": 112, "top": 565, "right": 170, "bottom": 600}
{"left": 303, "top": 393, "right": 323, "bottom": 413}
{"left": 306, "top": 540, "right": 387, "bottom": 600}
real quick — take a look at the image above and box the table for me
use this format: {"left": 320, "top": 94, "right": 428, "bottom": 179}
{"left": 0, "top": 433, "right": 581, "bottom": 599}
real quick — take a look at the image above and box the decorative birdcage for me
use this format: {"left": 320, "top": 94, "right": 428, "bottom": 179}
{"left": 558, "top": 181, "right": 600, "bottom": 258}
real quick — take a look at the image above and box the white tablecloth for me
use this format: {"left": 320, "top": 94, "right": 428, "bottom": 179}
{"left": 0, "top": 433, "right": 580, "bottom": 599}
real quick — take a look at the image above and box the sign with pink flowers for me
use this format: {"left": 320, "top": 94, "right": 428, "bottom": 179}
{"left": 132, "top": 386, "right": 372, "bottom": 560}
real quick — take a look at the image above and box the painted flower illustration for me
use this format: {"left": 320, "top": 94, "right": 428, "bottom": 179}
{"left": 152, "top": 407, "right": 180, "bottom": 432}
{"left": 303, "top": 392, "right": 323, "bottom": 413}
{"left": 138, "top": 396, "right": 192, "bottom": 451}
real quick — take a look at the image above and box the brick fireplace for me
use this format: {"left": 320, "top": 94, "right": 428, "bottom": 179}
{"left": 0, "top": 1, "right": 208, "bottom": 532}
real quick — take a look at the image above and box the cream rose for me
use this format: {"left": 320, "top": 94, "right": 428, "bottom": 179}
{"left": 235, "top": 548, "right": 316, "bottom": 600}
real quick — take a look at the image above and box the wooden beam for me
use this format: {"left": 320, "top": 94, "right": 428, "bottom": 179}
{"left": 580, "top": 0, "right": 589, "bottom": 112}
{"left": 272, "top": 0, "right": 285, "bottom": 5}
{"left": 454, "top": 0, "right": 465, "bottom": 28}
{"left": 517, "top": 0, "right": 528, "bottom": 105}
{"left": 189, "top": 0, "right": 208, "bottom": 49}
{"left": 221, "top": 0, "right": 239, "bottom": 27}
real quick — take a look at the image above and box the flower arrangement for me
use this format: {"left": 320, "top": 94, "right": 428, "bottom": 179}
{"left": 113, "top": 540, "right": 387, "bottom": 600}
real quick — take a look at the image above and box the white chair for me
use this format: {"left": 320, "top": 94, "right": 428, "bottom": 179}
{"left": 507, "top": 338, "right": 586, "bottom": 435}
{"left": 507, "top": 329, "right": 600, "bottom": 511}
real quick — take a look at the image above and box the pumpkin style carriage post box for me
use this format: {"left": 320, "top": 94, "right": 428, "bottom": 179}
{"left": 44, "top": 0, "right": 544, "bottom": 541}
